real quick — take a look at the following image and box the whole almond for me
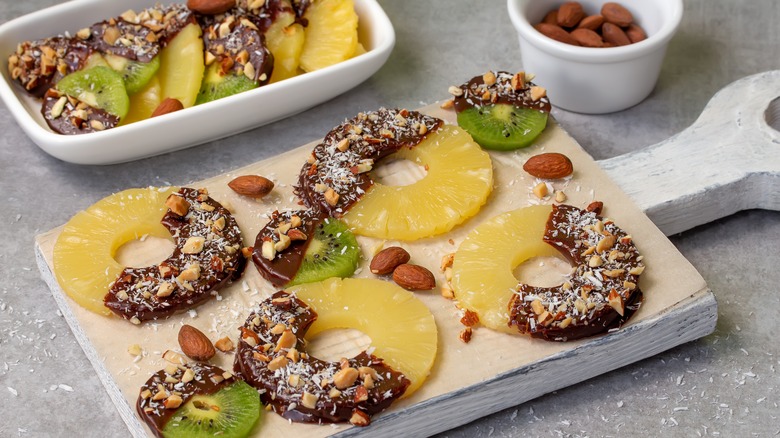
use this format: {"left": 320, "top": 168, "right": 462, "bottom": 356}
{"left": 187, "top": 0, "right": 235, "bottom": 15}
{"left": 178, "top": 324, "right": 216, "bottom": 361}
{"left": 370, "top": 246, "right": 411, "bottom": 275}
{"left": 228, "top": 175, "right": 274, "bottom": 198}
{"left": 542, "top": 9, "right": 559, "bottom": 25}
{"left": 523, "top": 153, "right": 574, "bottom": 179}
{"left": 577, "top": 14, "right": 604, "bottom": 31}
{"left": 151, "top": 98, "right": 184, "bottom": 118}
{"left": 625, "top": 23, "right": 647, "bottom": 43}
{"left": 557, "top": 2, "right": 585, "bottom": 28}
{"left": 601, "top": 2, "right": 634, "bottom": 27}
{"left": 393, "top": 264, "right": 436, "bottom": 291}
{"left": 534, "top": 23, "right": 580, "bottom": 46}
{"left": 570, "top": 28, "right": 604, "bottom": 48}
{"left": 602, "top": 22, "right": 631, "bottom": 46}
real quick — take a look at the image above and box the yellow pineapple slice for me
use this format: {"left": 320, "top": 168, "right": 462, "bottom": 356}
{"left": 290, "top": 277, "right": 437, "bottom": 396}
{"left": 342, "top": 124, "right": 493, "bottom": 240}
{"left": 53, "top": 187, "right": 176, "bottom": 315}
{"left": 265, "top": 5, "right": 305, "bottom": 83}
{"left": 120, "top": 76, "right": 162, "bottom": 125}
{"left": 451, "top": 205, "right": 559, "bottom": 333}
{"left": 299, "top": 0, "right": 358, "bottom": 72}
{"left": 158, "top": 23, "right": 204, "bottom": 108}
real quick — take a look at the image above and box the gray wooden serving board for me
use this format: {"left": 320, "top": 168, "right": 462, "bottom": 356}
{"left": 34, "top": 71, "right": 780, "bottom": 437}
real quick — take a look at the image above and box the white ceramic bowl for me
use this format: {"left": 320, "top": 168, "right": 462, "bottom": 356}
{"left": 507, "top": 0, "right": 683, "bottom": 114}
{"left": 0, "top": 0, "right": 394, "bottom": 164}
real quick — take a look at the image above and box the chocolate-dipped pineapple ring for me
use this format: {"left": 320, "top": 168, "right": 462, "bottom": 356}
{"left": 235, "top": 292, "right": 409, "bottom": 426}
{"left": 508, "top": 204, "right": 645, "bottom": 341}
{"left": 234, "top": 278, "right": 438, "bottom": 426}
{"left": 295, "top": 108, "right": 443, "bottom": 216}
{"left": 104, "top": 187, "right": 246, "bottom": 323}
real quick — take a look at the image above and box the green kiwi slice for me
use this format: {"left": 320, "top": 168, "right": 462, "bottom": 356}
{"left": 195, "top": 64, "right": 258, "bottom": 105}
{"left": 161, "top": 380, "right": 261, "bottom": 438}
{"left": 288, "top": 218, "right": 360, "bottom": 287}
{"left": 56, "top": 66, "right": 130, "bottom": 119}
{"left": 104, "top": 53, "right": 161, "bottom": 95}
{"left": 457, "top": 103, "right": 548, "bottom": 151}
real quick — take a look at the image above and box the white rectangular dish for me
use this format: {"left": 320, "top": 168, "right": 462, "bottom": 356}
{"left": 0, "top": 0, "right": 394, "bottom": 165}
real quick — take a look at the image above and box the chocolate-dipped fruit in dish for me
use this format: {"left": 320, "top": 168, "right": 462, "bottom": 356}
{"left": 195, "top": 11, "right": 273, "bottom": 104}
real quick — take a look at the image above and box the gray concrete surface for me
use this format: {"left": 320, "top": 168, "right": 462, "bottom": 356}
{"left": 1, "top": 0, "right": 779, "bottom": 436}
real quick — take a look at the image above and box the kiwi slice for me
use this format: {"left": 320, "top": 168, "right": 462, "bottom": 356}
{"left": 161, "top": 381, "right": 261, "bottom": 438}
{"left": 457, "top": 103, "right": 548, "bottom": 151}
{"left": 288, "top": 218, "right": 360, "bottom": 286}
{"left": 104, "top": 53, "right": 161, "bottom": 95}
{"left": 56, "top": 66, "right": 130, "bottom": 119}
{"left": 195, "top": 64, "right": 258, "bottom": 105}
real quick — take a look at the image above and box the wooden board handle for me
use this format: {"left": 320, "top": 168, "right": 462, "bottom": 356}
{"left": 599, "top": 70, "right": 780, "bottom": 236}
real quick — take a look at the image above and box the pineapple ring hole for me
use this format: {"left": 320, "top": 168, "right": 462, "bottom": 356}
{"left": 305, "top": 328, "right": 372, "bottom": 362}
{"left": 114, "top": 235, "right": 175, "bottom": 269}
{"left": 371, "top": 157, "right": 427, "bottom": 187}
{"left": 513, "top": 255, "right": 572, "bottom": 288}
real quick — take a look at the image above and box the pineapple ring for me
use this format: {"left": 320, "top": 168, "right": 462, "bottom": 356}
{"left": 54, "top": 187, "right": 246, "bottom": 320}
{"left": 452, "top": 204, "right": 645, "bottom": 341}
{"left": 235, "top": 278, "right": 437, "bottom": 425}
{"left": 297, "top": 108, "right": 493, "bottom": 240}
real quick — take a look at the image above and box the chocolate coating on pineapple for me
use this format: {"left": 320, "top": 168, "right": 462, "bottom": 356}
{"left": 104, "top": 187, "right": 246, "bottom": 323}
{"left": 251, "top": 209, "right": 322, "bottom": 287}
{"left": 234, "top": 292, "right": 410, "bottom": 425}
{"left": 42, "top": 88, "right": 120, "bottom": 135}
{"left": 89, "top": 4, "right": 196, "bottom": 62}
{"left": 137, "top": 362, "right": 239, "bottom": 438}
{"left": 235, "top": 0, "right": 297, "bottom": 32}
{"left": 8, "top": 37, "right": 92, "bottom": 98}
{"left": 295, "top": 108, "right": 444, "bottom": 216}
{"left": 508, "top": 204, "right": 645, "bottom": 341}
{"left": 452, "top": 70, "right": 551, "bottom": 114}
{"left": 200, "top": 13, "right": 273, "bottom": 85}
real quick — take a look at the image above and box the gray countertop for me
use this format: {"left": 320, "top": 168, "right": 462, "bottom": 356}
{"left": 1, "top": 0, "right": 779, "bottom": 436}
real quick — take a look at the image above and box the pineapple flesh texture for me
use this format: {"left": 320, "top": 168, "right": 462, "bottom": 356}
{"left": 53, "top": 187, "right": 176, "bottom": 315}
{"left": 120, "top": 76, "right": 162, "bottom": 125}
{"left": 290, "top": 277, "right": 437, "bottom": 396}
{"left": 299, "top": 0, "right": 359, "bottom": 72}
{"left": 451, "top": 205, "right": 559, "bottom": 333}
{"left": 158, "top": 23, "right": 204, "bottom": 108}
{"left": 342, "top": 124, "right": 493, "bottom": 241}
{"left": 265, "top": 5, "right": 305, "bottom": 83}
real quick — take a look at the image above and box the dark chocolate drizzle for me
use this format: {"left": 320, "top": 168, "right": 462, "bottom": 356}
{"left": 104, "top": 187, "right": 246, "bottom": 322}
{"left": 136, "top": 362, "right": 240, "bottom": 438}
{"left": 234, "top": 292, "right": 410, "bottom": 425}
{"left": 452, "top": 70, "right": 552, "bottom": 114}
{"left": 508, "top": 204, "right": 644, "bottom": 341}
